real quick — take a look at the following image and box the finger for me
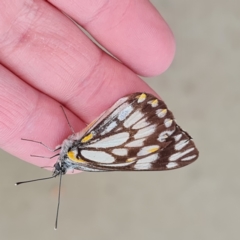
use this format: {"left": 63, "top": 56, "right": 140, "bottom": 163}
{"left": 0, "top": 64, "right": 84, "bottom": 168}
{"left": 0, "top": 0, "right": 155, "bottom": 124}
{"left": 48, "top": 0, "right": 175, "bottom": 76}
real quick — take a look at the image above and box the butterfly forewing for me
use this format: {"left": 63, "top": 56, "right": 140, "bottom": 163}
{"left": 66, "top": 93, "right": 199, "bottom": 171}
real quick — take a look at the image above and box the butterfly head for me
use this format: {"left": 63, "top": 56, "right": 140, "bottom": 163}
{"left": 52, "top": 161, "right": 67, "bottom": 177}
{"left": 57, "top": 137, "right": 85, "bottom": 172}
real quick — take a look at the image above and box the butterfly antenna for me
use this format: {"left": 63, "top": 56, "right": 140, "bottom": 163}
{"left": 30, "top": 153, "right": 60, "bottom": 159}
{"left": 41, "top": 166, "right": 54, "bottom": 169}
{"left": 15, "top": 175, "right": 57, "bottom": 185}
{"left": 60, "top": 105, "right": 75, "bottom": 134}
{"left": 21, "top": 138, "right": 61, "bottom": 152}
{"left": 54, "top": 171, "right": 63, "bottom": 230}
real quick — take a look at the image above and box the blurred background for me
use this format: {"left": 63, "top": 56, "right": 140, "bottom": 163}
{"left": 0, "top": 0, "right": 239, "bottom": 239}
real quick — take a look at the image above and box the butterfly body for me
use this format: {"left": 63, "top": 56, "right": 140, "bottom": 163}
{"left": 55, "top": 93, "right": 199, "bottom": 174}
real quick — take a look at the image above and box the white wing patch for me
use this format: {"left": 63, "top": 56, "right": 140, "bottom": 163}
{"left": 112, "top": 148, "right": 128, "bottom": 156}
{"left": 134, "top": 153, "right": 158, "bottom": 170}
{"left": 166, "top": 162, "right": 178, "bottom": 169}
{"left": 124, "top": 110, "right": 144, "bottom": 128}
{"left": 181, "top": 155, "right": 197, "bottom": 161}
{"left": 169, "top": 147, "right": 195, "bottom": 161}
{"left": 87, "top": 132, "right": 129, "bottom": 148}
{"left": 174, "top": 134, "right": 182, "bottom": 142}
{"left": 137, "top": 145, "right": 159, "bottom": 156}
{"left": 125, "top": 138, "right": 145, "bottom": 147}
{"left": 102, "top": 162, "right": 134, "bottom": 167}
{"left": 174, "top": 140, "right": 189, "bottom": 151}
{"left": 81, "top": 150, "right": 115, "bottom": 163}
{"left": 118, "top": 105, "right": 134, "bottom": 121}
{"left": 132, "top": 117, "right": 150, "bottom": 129}
{"left": 134, "top": 125, "right": 156, "bottom": 139}
{"left": 164, "top": 119, "right": 173, "bottom": 128}
{"left": 134, "top": 153, "right": 158, "bottom": 169}
{"left": 134, "top": 163, "right": 152, "bottom": 170}
{"left": 136, "top": 153, "right": 158, "bottom": 164}
{"left": 100, "top": 121, "right": 117, "bottom": 135}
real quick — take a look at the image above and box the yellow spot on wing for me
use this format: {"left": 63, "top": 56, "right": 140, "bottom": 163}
{"left": 151, "top": 99, "right": 158, "bottom": 107}
{"left": 126, "top": 157, "right": 136, "bottom": 162}
{"left": 156, "top": 109, "right": 167, "bottom": 118}
{"left": 148, "top": 146, "right": 159, "bottom": 153}
{"left": 81, "top": 133, "right": 93, "bottom": 143}
{"left": 162, "top": 109, "right": 167, "bottom": 114}
{"left": 67, "top": 151, "right": 86, "bottom": 163}
{"left": 136, "top": 93, "right": 147, "bottom": 103}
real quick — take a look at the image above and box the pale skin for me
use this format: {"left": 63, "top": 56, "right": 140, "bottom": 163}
{"left": 0, "top": 0, "right": 175, "bottom": 171}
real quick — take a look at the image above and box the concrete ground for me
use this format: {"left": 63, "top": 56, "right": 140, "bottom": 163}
{"left": 0, "top": 0, "right": 239, "bottom": 239}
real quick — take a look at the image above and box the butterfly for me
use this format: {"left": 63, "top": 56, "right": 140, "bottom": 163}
{"left": 55, "top": 92, "right": 199, "bottom": 173}
{"left": 17, "top": 92, "right": 199, "bottom": 229}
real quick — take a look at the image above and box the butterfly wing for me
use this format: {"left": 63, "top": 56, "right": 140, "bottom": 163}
{"left": 67, "top": 93, "right": 199, "bottom": 171}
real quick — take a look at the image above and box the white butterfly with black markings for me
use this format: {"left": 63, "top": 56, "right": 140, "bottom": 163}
{"left": 57, "top": 92, "right": 199, "bottom": 172}
{"left": 17, "top": 92, "right": 199, "bottom": 229}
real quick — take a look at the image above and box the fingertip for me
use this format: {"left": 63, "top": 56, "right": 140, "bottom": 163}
{"left": 135, "top": 27, "right": 176, "bottom": 77}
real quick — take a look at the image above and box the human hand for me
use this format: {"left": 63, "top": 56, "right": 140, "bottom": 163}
{"left": 0, "top": 0, "right": 175, "bottom": 169}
